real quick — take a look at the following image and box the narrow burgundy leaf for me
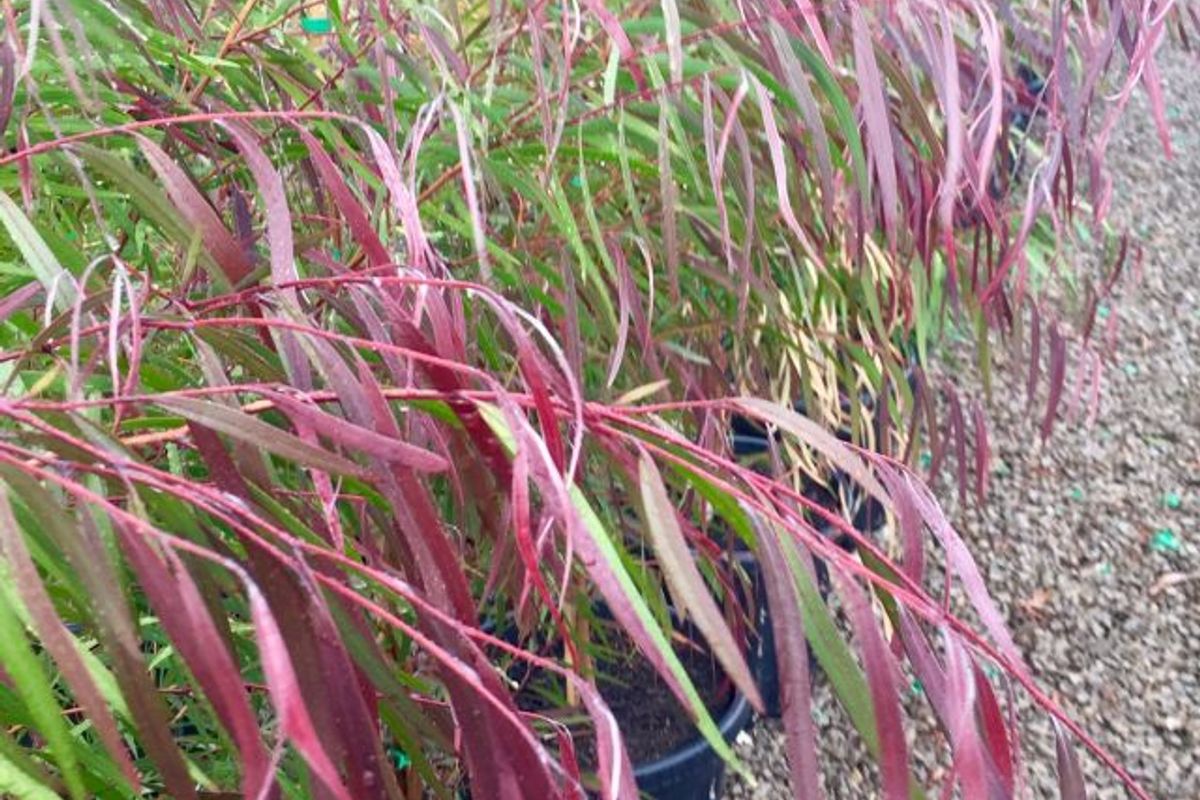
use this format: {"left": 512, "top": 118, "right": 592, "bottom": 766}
{"left": 511, "top": 446, "right": 547, "bottom": 612}
{"left": 1027, "top": 304, "right": 1042, "bottom": 408}
{"left": 1139, "top": 56, "right": 1173, "bottom": 159}
{"left": 1053, "top": 720, "right": 1088, "bottom": 800}
{"left": 657, "top": 104, "right": 680, "bottom": 299}
{"left": 767, "top": 21, "right": 835, "bottom": 228}
{"left": 284, "top": 559, "right": 400, "bottom": 800}
{"left": 702, "top": 79, "right": 731, "bottom": 275}
{"left": 362, "top": 128, "right": 433, "bottom": 272}
{"left": 728, "top": 99, "right": 757, "bottom": 286}
{"left": 217, "top": 121, "right": 310, "bottom": 388}
{"left": 115, "top": 525, "right": 271, "bottom": 797}
{"left": 755, "top": 518, "right": 823, "bottom": 800}
{"left": 555, "top": 728, "right": 582, "bottom": 799}
{"left": 445, "top": 660, "right": 565, "bottom": 799}
{"left": 401, "top": 25, "right": 459, "bottom": 82}
{"left": 852, "top": 4, "right": 900, "bottom": 246}
{"left": 876, "top": 465, "right": 924, "bottom": 584}
{"left": 268, "top": 393, "right": 448, "bottom": 472}
{"left": 838, "top": 574, "right": 908, "bottom": 800}
{"left": 1062, "top": 134, "right": 1076, "bottom": 222}
{"left": 486, "top": 403, "right": 733, "bottom": 763}
{"left": 248, "top": 586, "right": 352, "bottom": 800}
{"left": 510, "top": 445, "right": 575, "bottom": 655}
{"left": 296, "top": 128, "right": 390, "bottom": 267}
{"left": 448, "top": 103, "right": 491, "bottom": 279}
{"left": 1098, "top": 234, "right": 1129, "bottom": 299}
{"left": 0, "top": 41, "right": 13, "bottom": 142}
{"left": 316, "top": 563, "right": 566, "bottom": 799}
{"left": 158, "top": 396, "right": 366, "bottom": 477}
{"left": 217, "top": 122, "right": 295, "bottom": 287}
{"left": 0, "top": 280, "right": 42, "bottom": 324}
{"left": 794, "top": 1, "right": 834, "bottom": 67}
{"left": 930, "top": 4, "right": 963, "bottom": 235}
{"left": 345, "top": 288, "right": 407, "bottom": 381}
{"left": 946, "top": 388, "right": 968, "bottom": 505}
{"left": 387, "top": 320, "right": 513, "bottom": 483}
{"left": 68, "top": 510, "right": 198, "bottom": 799}
{"left": 352, "top": 387, "right": 477, "bottom": 623}
{"left": 1042, "top": 323, "right": 1067, "bottom": 441}
{"left": 920, "top": 372, "right": 946, "bottom": 481}
{"left": 971, "top": 2, "right": 1005, "bottom": 204}
{"left": 560, "top": 265, "right": 585, "bottom": 390}
{"left": 941, "top": 632, "right": 992, "bottom": 800}
{"left": 186, "top": 419, "right": 255, "bottom": 500}
{"left": 135, "top": 135, "right": 253, "bottom": 287}
{"left": 896, "top": 611, "right": 948, "bottom": 722}
{"left": 736, "top": 398, "right": 888, "bottom": 507}
{"left": 230, "top": 184, "right": 255, "bottom": 259}
{"left": 901, "top": 475, "right": 1028, "bottom": 676}
{"left": 752, "top": 79, "right": 823, "bottom": 267}
{"left": 610, "top": 237, "right": 664, "bottom": 383}
{"left": 579, "top": 0, "right": 646, "bottom": 90}
{"left": 604, "top": 241, "right": 633, "bottom": 388}
{"left": 973, "top": 661, "right": 1015, "bottom": 796}
{"left": 575, "top": 680, "right": 638, "bottom": 800}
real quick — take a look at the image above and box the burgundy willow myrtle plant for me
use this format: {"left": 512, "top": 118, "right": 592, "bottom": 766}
{"left": 0, "top": 269, "right": 1154, "bottom": 799}
{"left": 0, "top": 0, "right": 1187, "bottom": 798}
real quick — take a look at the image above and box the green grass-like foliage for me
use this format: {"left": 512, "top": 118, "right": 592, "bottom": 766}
{"left": 0, "top": 1, "right": 1181, "bottom": 797}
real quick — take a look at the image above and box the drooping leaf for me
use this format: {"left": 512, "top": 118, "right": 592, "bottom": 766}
{"left": 638, "top": 453, "right": 763, "bottom": 711}
{"left": 0, "top": 191, "right": 76, "bottom": 310}
{"left": 248, "top": 585, "right": 352, "bottom": 800}
{"left": 114, "top": 524, "right": 272, "bottom": 798}
{"left": 838, "top": 575, "right": 908, "bottom": 800}
{"left": 136, "top": 135, "right": 254, "bottom": 289}
{"left": 754, "top": 518, "right": 822, "bottom": 800}
{"left": 1053, "top": 721, "right": 1088, "bottom": 800}
{"left": 0, "top": 488, "right": 138, "bottom": 791}
{"left": 851, "top": 6, "right": 899, "bottom": 245}
{"left": 296, "top": 127, "right": 391, "bottom": 267}
{"left": 157, "top": 395, "right": 366, "bottom": 477}
{"left": 1042, "top": 322, "right": 1067, "bottom": 441}
{"left": 0, "top": 748, "right": 60, "bottom": 800}
{"left": 268, "top": 393, "right": 448, "bottom": 472}
{"left": 0, "top": 575, "right": 88, "bottom": 800}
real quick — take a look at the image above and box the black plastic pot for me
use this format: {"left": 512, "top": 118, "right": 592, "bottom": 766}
{"left": 736, "top": 552, "right": 783, "bottom": 719}
{"left": 631, "top": 687, "right": 753, "bottom": 800}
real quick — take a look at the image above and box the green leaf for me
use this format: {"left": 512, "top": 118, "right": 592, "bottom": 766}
{"left": 0, "top": 748, "right": 61, "bottom": 800}
{"left": 73, "top": 144, "right": 228, "bottom": 286}
{"left": 0, "top": 192, "right": 76, "bottom": 310}
{"left": 783, "top": 538, "right": 925, "bottom": 800}
{"left": 0, "top": 588, "right": 88, "bottom": 799}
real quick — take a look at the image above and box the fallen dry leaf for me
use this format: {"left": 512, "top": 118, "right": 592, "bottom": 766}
{"left": 1017, "top": 587, "right": 1053, "bottom": 621}
{"left": 1149, "top": 571, "right": 1200, "bottom": 597}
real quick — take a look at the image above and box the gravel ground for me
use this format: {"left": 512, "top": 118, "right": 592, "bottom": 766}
{"left": 727, "top": 46, "right": 1199, "bottom": 799}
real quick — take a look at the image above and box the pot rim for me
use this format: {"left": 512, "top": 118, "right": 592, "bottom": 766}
{"left": 630, "top": 686, "right": 753, "bottom": 781}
